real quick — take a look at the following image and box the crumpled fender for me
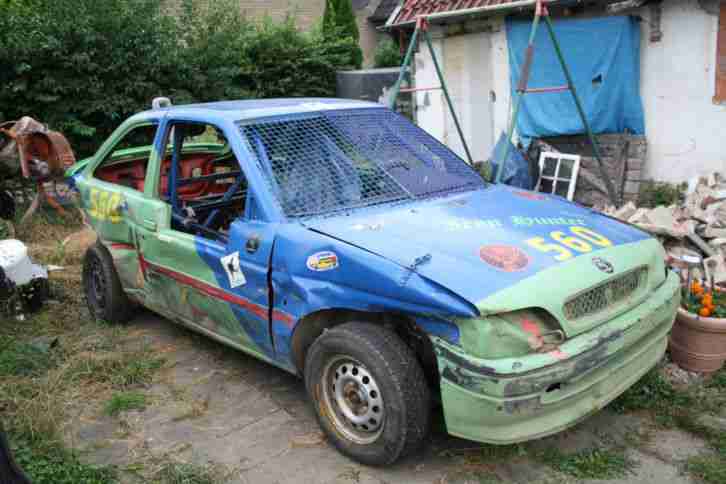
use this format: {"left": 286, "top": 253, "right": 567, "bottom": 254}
{"left": 270, "top": 224, "right": 478, "bottom": 361}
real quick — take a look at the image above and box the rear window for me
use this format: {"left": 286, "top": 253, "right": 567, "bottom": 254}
{"left": 239, "top": 108, "right": 484, "bottom": 218}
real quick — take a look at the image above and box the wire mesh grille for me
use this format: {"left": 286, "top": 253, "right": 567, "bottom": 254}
{"left": 563, "top": 266, "right": 648, "bottom": 321}
{"left": 239, "top": 108, "right": 484, "bottom": 218}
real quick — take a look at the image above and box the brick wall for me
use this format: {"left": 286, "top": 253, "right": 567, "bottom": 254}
{"left": 537, "top": 134, "right": 647, "bottom": 207}
{"left": 238, "top": 0, "right": 326, "bottom": 30}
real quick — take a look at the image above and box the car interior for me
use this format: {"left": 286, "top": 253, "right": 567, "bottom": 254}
{"left": 94, "top": 122, "right": 248, "bottom": 242}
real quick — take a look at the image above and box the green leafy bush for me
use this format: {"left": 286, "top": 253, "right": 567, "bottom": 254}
{"left": 374, "top": 39, "right": 402, "bottom": 68}
{"left": 0, "top": 0, "right": 360, "bottom": 158}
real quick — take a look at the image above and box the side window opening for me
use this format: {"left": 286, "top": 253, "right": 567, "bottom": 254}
{"left": 160, "top": 122, "right": 247, "bottom": 242}
{"left": 94, "top": 123, "right": 158, "bottom": 192}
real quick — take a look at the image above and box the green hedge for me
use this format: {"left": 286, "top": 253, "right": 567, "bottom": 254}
{"left": 0, "top": 0, "right": 360, "bottom": 157}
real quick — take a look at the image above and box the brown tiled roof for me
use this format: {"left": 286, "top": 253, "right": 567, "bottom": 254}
{"left": 391, "top": 0, "right": 532, "bottom": 25}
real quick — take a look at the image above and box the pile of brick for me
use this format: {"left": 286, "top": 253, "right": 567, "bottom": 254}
{"left": 601, "top": 173, "right": 726, "bottom": 283}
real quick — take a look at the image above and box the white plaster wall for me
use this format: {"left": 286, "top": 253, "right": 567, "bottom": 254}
{"left": 639, "top": 0, "right": 726, "bottom": 182}
{"left": 414, "top": 30, "right": 447, "bottom": 144}
{"left": 414, "top": 25, "right": 500, "bottom": 162}
{"left": 413, "top": 0, "right": 726, "bottom": 183}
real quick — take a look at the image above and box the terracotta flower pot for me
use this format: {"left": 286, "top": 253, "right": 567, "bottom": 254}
{"left": 669, "top": 307, "right": 726, "bottom": 374}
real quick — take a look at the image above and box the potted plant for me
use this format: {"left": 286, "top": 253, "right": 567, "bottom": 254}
{"left": 670, "top": 279, "right": 726, "bottom": 373}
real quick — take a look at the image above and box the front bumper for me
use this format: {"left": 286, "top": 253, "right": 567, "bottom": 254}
{"left": 434, "top": 270, "right": 680, "bottom": 444}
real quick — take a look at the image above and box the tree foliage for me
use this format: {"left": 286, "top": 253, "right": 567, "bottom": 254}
{"left": 374, "top": 38, "right": 403, "bottom": 68}
{"left": 322, "top": 0, "right": 363, "bottom": 68}
{"left": 0, "top": 0, "right": 360, "bottom": 157}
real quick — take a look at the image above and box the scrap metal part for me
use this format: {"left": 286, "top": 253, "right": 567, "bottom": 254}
{"left": 0, "top": 117, "right": 76, "bottom": 180}
{"left": 0, "top": 239, "right": 49, "bottom": 315}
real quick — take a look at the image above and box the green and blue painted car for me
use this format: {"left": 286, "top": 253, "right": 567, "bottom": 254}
{"left": 68, "top": 98, "right": 680, "bottom": 465}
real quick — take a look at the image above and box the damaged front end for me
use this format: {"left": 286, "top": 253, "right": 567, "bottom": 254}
{"left": 429, "top": 242, "right": 681, "bottom": 445}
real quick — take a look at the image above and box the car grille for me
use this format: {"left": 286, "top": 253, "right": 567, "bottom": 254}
{"left": 563, "top": 266, "right": 648, "bottom": 320}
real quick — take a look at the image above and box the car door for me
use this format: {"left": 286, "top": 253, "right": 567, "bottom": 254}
{"left": 79, "top": 120, "right": 163, "bottom": 299}
{"left": 135, "top": 118, "right": 280, "bottom": 364}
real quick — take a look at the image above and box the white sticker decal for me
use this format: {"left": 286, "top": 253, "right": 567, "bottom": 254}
{"left": 221, "top": 252, "right": 246, "bottom": 288}
{"left": 306, "top": 251, "right": 339, "bottom": 272}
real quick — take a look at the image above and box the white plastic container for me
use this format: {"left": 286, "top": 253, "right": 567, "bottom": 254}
{"left": 0, "top": 239, "right": 47, "bottom": 286}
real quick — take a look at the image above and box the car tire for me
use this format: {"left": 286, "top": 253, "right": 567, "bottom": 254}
{"left": 82, "top": 243, "right": 134, "bottom": 324}
{"left": 305, "top": 322, "right": 431, "bottom": 466}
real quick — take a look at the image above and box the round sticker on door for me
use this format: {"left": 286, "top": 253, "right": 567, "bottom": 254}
{"left": 479, "top": 245, "right": 530, "bottom": 272}
{"left": 307, "top": 251, "right": 339, "bottom": 272}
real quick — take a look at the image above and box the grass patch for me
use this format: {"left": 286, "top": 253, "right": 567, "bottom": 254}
{"left": 105, "top": 391, "right": 147, "bottom": 416}
{"left": 610, "top": 368, "right": 694, "bottom": 426}
{"left": 68, "top": 349, "right": 165, "bottom": 389}
{"left": 151, "top": 461, "right": 226, "bottom": 484}
{"left": 9, "top": 431, "right": 116, "bottom": 484}
{"left": 0, "top": 337, "right": 55, "bottom": 377}
{"left": 537, "top": 447, "right": 636, "bottom": 480}
{"left": 686, "top": 455, "right": 726, "bottom": 484}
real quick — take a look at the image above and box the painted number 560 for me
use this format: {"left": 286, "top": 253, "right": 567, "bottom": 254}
{"left": 525, "top": 227, "right": 612, "bottom": 261}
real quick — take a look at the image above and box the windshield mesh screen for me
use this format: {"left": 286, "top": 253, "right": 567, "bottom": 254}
{"left": 239, "top": 108, "right": 484, "bottom": 218}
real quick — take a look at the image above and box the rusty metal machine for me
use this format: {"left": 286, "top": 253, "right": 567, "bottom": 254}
{"left": 0, "top": 116, "right": 76, "bottom": 223}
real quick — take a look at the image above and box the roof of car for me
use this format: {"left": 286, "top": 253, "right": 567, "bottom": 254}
{"left": 136, "top": 98, "right": 382, "bottom": 123}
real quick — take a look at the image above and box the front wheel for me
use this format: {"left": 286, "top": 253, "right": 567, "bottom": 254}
{"left": 82, "top": 243, "right": 134, "bottom": 324}
{"left": 305, "top": 322, "right": 431, "bottom": 466}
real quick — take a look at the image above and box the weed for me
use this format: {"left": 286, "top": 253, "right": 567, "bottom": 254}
{"left": 9, "top": 431, "right": 116, "bottom": 484}
{"left": 638, "top": 180, "right": 686, "bottom": 208}
{"left": 105, "top": 391, "right": 147, "bottom": 416}
{"left": 151, "top": 460, "right": 226, "bottom": 484}
{"left": 686, "top": 455, "right": 726, "bottom": 484}
{"left": 537, "top": 447, "right": 636, "bottom": 480}
{"left": 0, "top": 338, "right": 55, "bottom": 377}
{"left": 68, "top": 349, "right": 165, "bottom": 389}
{"left": 609, "top": 368, "right": 693, "bottom": 425}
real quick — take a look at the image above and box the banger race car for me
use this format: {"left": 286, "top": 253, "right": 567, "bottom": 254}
{"left": 67, "top": 98, "right": 680, "bottom": 466}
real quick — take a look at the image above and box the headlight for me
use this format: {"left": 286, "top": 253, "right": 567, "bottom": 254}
{"left": 455, "top": 308, "right": 565, "bottom": 359}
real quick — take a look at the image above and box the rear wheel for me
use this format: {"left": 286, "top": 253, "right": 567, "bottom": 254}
{"left": 305, "top": 322, "right": 431, "bottom": 466}
{"left": 82, "top": 243, "right": 134, "bottom": 324}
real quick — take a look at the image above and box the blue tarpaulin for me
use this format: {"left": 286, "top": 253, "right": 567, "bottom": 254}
{"left": 490, "top": 132, "right": 534, "bottom": 189}
{"left": 506, "top": 16, "right": 645, "bottom": 145}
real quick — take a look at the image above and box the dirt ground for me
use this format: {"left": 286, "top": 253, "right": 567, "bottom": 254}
{"left": 3, "top": 215, "right": 725, "bottom": 484}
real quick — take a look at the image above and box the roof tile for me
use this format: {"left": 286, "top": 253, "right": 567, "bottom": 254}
{"left": 392, "top": 0, "right": 525, "bottom": 25}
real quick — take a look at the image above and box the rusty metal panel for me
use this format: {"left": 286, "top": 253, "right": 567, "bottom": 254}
{"left": 0, "top": 117, "right": 75, "bottom": 180}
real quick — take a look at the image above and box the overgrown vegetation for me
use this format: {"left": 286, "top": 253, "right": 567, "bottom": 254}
{"left": 0, "top": 0, "right": 361, "bottom": 157}
{"left": 536, "top": 447, "right": 637, "bottom": 480}
{"left": 611, "top": 365, "right": 726, "bottom": 483}
{"left": 10, "top": 433, "right": 116, "bottom": 484}
{"left": 373, "top": 38, "right": 402, "bottom": 68}
{"left": 0, "top": 209, "right": 168, "bottom": 483}
{"left": 638, "top": 180, "right": 686, "bottom": 208}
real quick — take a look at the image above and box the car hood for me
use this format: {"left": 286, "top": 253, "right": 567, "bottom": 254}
{"left": 305, "top": 186, "right": 653, "bottom": 312}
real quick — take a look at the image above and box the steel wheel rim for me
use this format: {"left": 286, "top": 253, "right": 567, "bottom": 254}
{"left": 321, "top": 355, "right": 385, "bottom": 445}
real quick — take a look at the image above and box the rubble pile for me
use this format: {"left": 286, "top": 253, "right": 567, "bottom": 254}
{"left": 600, "top": 173, "right": 726, "bottom": 284}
